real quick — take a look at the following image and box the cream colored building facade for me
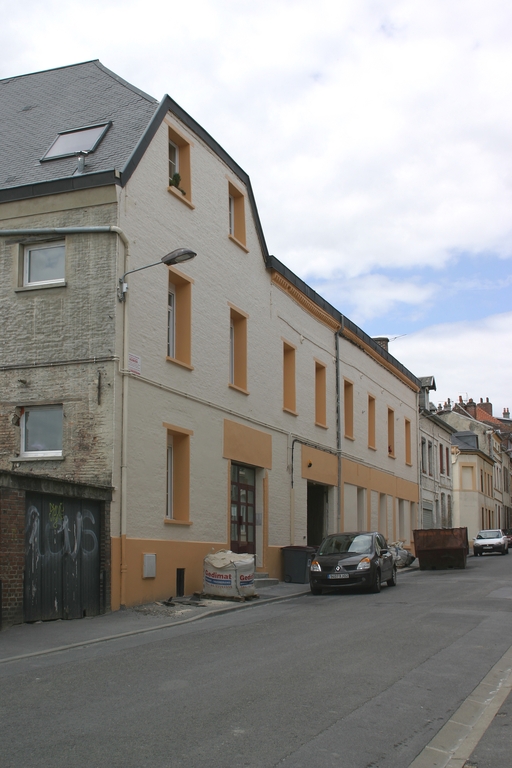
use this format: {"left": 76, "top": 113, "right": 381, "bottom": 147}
{"left": 438, "top": 402, "right": 511, "bottom": 540}
{"left": 0, "top": 62, "right": 421, "bottom": 623}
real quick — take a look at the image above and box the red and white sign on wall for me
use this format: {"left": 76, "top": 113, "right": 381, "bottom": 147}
{"left": 128, "top": 353, "right": 141, "bottom": 375}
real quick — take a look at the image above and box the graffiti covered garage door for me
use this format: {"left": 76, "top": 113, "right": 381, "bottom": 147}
{"left": 24, "top": 493, "right": 100, "bottom": 622}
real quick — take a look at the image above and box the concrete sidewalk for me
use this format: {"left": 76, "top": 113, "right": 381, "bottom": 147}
{"left": 0, "top": 581, "right": 311, "bottom": 664}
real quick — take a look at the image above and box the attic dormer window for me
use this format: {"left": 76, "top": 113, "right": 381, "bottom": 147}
{"left": 41, "top": 122, "right": 111, "bottom": 161}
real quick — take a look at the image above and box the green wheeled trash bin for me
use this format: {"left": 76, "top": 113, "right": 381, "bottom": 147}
{"left": 281, "top": 545, "right": 317, "bottom": 583}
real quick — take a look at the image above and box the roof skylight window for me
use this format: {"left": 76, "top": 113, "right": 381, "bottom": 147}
{"left": 41, "top": 122, "right": 111, "bottom": 161}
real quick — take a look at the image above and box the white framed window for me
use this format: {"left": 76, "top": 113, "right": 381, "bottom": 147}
{"left": 20, "top": 405, "right": 63, "bottom": 458}
{"left": 421, "top": 438, "right": 427, "bottom": 474}
{"left": 229, "top": 320, "right": 235, "bottom": 384}
{"left": 228, "top": 195, "right": 235, "bottom": 236}
{"left": 169, "top": 140, "right": 179, "bottom": 184}
{"left": 167, "top": 287, "right": 176, "bottom": 358}
{"left": 428, "top": 441, "right": 433, "bottom": 476}
{"left": 166, "top": 442, "right": 174, "bottom": 519}
{"left": 24, "top": 242, "right": 65, "bottom": 287}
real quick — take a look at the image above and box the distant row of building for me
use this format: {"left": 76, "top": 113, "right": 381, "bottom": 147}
{"left": 0, "top": 61, "right": 510, "bottom": 627}
{"left": 421, "top": 393, "right": 511, "bottom": 538}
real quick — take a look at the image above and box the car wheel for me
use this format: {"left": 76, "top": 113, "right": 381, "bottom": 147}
{"left": 370, "top": 570, "right": 381, "bottom": 593}
{"left": 310, "top": 585, "right": 322, "bottom": 595}
{"left": 387, "top": 565, "right": 397, "bottom": 587}
{"left": 502, "top": 548, "right": 507, "bottom": 556}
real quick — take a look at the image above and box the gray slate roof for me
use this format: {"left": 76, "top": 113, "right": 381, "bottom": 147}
{"left": 0, "top": 60, "right": 158, "bottom": 194}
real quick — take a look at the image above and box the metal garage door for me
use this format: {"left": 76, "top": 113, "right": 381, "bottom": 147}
{"left": 24, "top": 493, "right": 100, "bottom": 622}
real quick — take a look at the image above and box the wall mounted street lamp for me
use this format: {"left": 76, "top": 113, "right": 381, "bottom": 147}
{"left": 117, "top": 247, "right": 196, "bottom": 301}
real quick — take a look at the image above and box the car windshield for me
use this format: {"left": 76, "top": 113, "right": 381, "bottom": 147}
{"left": 318, "top": 534, "right": 373, "bottom": 556}
{"left": 478, "top": 530, "right": 501, "bottom": 539}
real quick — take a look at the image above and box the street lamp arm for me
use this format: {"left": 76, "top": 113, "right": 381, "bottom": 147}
{"left": 119, "top": 260, "right": 164, "bottom": 284}
{"left": 117, "top": 247, "right": 196, "bottom": 301}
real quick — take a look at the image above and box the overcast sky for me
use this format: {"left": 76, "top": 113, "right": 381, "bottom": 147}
{"left": 1, "top": 0, "right": 510, "bottom": 416}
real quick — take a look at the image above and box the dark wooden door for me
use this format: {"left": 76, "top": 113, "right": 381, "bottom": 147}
{"left": 230, "top": 464, "right": 256, "bottom": 554}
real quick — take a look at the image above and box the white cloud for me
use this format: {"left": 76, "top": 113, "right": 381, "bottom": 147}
{"left": 312, "top": 273, "right": 436, "bottom": 323}
{"left": 1, "top": 0, "right": 512, "bottom": 405}
{"left": 390, "top": 312, "right": 512, "bottom": 418}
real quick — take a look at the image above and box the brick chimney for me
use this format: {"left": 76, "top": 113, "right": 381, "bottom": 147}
{"left": 503, "top": 408, "right": 510, "bottom": 420}
{"left": 465, "top": 398, "right": 477, "bottom": 418}
{"left": 479, "top": 397, "right": 493, "bottom": 416}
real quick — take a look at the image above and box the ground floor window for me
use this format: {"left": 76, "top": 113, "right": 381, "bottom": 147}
{"left": 230, "top": 464, "right": 255, "bottom": 554}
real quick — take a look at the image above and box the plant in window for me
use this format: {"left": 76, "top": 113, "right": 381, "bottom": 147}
{"left": 169, "top": 172, "right": 186, "bottom": 195}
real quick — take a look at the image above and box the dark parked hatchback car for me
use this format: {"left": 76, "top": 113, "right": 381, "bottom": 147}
{"left": 309, "top": 531, "right": 396, "bottom": 594}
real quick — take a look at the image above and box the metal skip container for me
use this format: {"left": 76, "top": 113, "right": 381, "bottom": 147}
{"left": 413, "top": 528, "right": 469, "bottom": 570}
{"left": 203, "top": 550, "right": 256, "bottom": 597}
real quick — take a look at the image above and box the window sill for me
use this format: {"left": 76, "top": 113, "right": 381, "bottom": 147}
{"left": 164, "top": 518, "right": 193, "bottom": 526}
{"left": 229, "top": 383, "right": 250, "bottom": 395}
{"left": 15, "top": 282, "right": 67, "bottom": 293}
{"left": 368, "top": 445, "right": 377, "bottom": 451}
{"left": 406, "top": 461, "right": 413, "bottom": 467}
{"left": 166, "top": 356, "right": 194, "bottom": 371}
{"left": 15, "top": 454, "right": 64, "bottom": 462}
{"left": 283, "top": 407, "right": 298, "bottom": 416}
{"left": 228, "top": 234, "right": 249, "bottom": 253}
{"left": 344, "top": 434, "right": 355, "bottom": 441}
{"left": 168, "top": 186, "right": 195, "bottom": 208}
{"left": 388, "top": 453, "right": 396, "bottom": 459}
{"left": 315, "top": 421, "right": 328, "bottom": 430}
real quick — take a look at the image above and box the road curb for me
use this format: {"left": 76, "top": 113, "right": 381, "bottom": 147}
{"left": 0, "top": 588, "right": 311, "bottom": 665}
{"left": 407, "top": 645, "right": 512, "bottom": 768}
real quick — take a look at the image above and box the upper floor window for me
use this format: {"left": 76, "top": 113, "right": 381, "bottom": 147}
{"left": 283, "top": 341, "right": 297, "bottom": 414}
{"left": 167, "top": 288, "right": 176, "bottom": 359}
{"left": 20, "top": 405, "right": 63, "bottom": 458}
{"left": 168, "top": 125, "right": 192, "bottom": 205}
{"left": 344, "top": 380, "right": 354, "bottom": 439}
{"left": 405, "top": 419, "right": 412, "bottom": 465}
{"left": 368, "top": 395, "right": 376, "bottom": 449}
{"left": 166, "top": 269, "right": 193, "bottom": 369}
{"left": 427, "top": 441, "right": 433, "bottom": 476}
{"left": 315, "top": 360, "right": 327, "bottom": 428}
{"left": 23, "top": 242, "right": 65, "bottom": 287}
{"left": 439, "top": 443, "right": 445, "bottom": 474}
{"left": 421, "top": 438, "right": 427, "bottom": 474}
{"left": 387, "top": 408, "right": 395, "bottom": 457}
{"left": 227, "top": 181, "right": 247, "bottom": 250}
{"left": 229, "top": 305, "right": 248, "bottom": 393}
{"left": 446, "top": 447, "right": 450, "bottom": 477}
{"left": 169, "top": 140, "right": 179, "bottom": 184}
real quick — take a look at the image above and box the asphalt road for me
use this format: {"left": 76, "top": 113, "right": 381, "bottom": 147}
{"left": 2, "top": 555, "right": 512, "bottom": 768}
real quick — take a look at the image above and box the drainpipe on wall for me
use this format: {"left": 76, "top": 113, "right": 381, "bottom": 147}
{"left": 335, "top": 327, "right": 343, "bottom": 531}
